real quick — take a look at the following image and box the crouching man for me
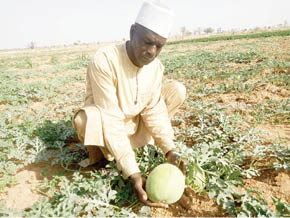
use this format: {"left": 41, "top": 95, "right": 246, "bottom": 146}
{"left": 73, "top": 0, "right": 187, "bottom": 208}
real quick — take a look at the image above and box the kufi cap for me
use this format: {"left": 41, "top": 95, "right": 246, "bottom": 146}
{"left": 135, "top": 0, "right": 175, "bottom": 38}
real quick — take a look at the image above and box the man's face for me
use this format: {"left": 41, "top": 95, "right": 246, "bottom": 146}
{"left": 128, "top": 24, "right": 167, "bottom": 67}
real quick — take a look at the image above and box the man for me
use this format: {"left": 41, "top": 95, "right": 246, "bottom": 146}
{"left": 73, "top": 0, "right": 187, "bottom": 208}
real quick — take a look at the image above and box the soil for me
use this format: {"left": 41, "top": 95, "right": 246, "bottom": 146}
{"left": 0, "top": 169, "right": 40, "bottom": 209}
{"left": 0, "top": 162, "right": 75, "bottom": 209}
{"left": 201, "top": 82, "right": 290, "bottom": 146}
{"left": 151, "top": 187, "right": 230, "bottom": 217}
{"left": 244, "top": 170, "right": 290, "bottom": 211}
{"left": 0, "top": 163, "right": 56, "bottom": 210}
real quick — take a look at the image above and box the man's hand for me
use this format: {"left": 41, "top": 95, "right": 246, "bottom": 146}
{"left": 129, "top": 172, "right": 168, "bottom": 208}
{"left": 166, "top": 150, "right": 192, "bottom": 209}
{"left": 166, "top": 150, "right": 186, "bottom": 175}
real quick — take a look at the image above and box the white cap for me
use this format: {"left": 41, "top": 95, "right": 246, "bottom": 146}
{"left": 135, "top": 0, "right": 175, "bottom": 38}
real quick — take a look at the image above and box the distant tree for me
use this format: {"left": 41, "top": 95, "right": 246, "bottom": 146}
{"left": 185, "top": 30, "right": 192, "bottom": 36}
{"left": 230, "top": 28, "right": 237, "bottom": 34}
{"left": 203, "top": 27, "right": 214, "bottom": 34}
{"left": 193, "top": 27, "right": 202, "bottom": 35}
{"left": 180, "top": 26, "right": 187, "bottom": 37}
{"left": 74, "top": 40, "right": 81, "bottom": 45}
{"left": 27, "top": 41, "right": 35, "bottom": 49}
{"left": 180, "top": 26, "right": 192, "bottom": 38}
{"left": 216, "top": 27, "right": 223, "bottom": 34}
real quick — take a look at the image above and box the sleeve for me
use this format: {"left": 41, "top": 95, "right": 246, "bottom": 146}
{"left": 140, "top": 64, "right": 176, "bottom": 155}
{"left": 87, "top": 52, "right": 140, "bottom": 179}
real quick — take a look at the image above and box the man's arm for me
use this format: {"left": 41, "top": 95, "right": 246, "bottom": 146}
{"left": 140, "top": 69, "right": 186, "bottom": 173}
{"left": 87, "top": 52, "right": 139, "bottom": 179}
{"left": 140, "top": 81, "right": 176, "bottom": 155}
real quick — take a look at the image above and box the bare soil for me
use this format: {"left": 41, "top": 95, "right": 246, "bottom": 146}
{"left": 0, "top": 164, "right": 50, "bottom": 209}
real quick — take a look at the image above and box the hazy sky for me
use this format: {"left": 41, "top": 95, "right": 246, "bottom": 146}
{"left": 0, "top": 0, "right": 289, "bottom": 49}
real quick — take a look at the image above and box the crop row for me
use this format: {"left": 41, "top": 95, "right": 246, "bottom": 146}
{"left": 168, "top": 29, "right": 290, "bottom": 45}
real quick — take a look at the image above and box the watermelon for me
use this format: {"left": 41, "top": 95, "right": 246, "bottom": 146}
{"left": 146, "top": 163, "right": 185, "bottom": 204}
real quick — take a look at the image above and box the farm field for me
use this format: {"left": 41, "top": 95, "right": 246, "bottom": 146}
{"left": 0, "top": 30, "right": 289, "bottom": 217}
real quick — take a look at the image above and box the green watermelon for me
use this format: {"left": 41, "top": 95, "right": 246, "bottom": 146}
{"left": 146, "top": 163, "right": 185, "bottom": 204}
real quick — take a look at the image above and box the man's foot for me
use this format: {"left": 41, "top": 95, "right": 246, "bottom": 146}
{"left": 79, "top": 158, "right": 91, "bottom": 168}
{"left": 79, "top": 146, "right": 105, "bottom": 167}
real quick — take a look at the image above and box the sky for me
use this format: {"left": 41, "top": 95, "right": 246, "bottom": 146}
{"left": 0, "top": 0, "right": 289, "bottom": 49}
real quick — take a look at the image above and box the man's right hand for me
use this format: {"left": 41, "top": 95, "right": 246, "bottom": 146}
{"left": 166, "top": 150, "right": 186, "bottom": 175}
{"left": 129, "top": 172, "right": 168, "bottom": 208}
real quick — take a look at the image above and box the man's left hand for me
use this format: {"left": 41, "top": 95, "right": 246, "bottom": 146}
{"left": 166, "top": 150, "right": 186, "bottom": 175}
{"left": 166, "top": 150, "right": 191, "bottom": 209}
